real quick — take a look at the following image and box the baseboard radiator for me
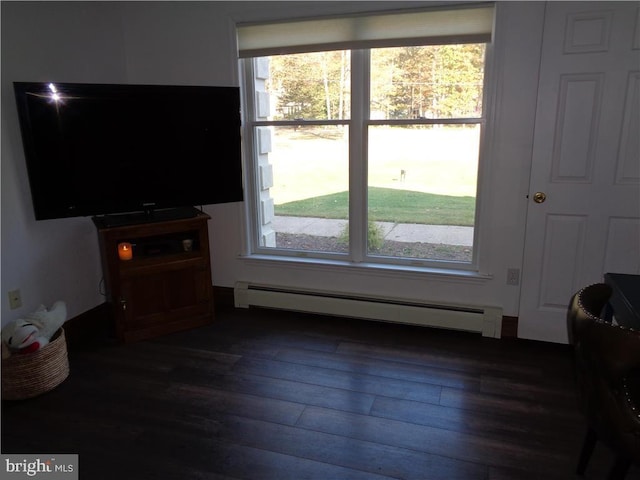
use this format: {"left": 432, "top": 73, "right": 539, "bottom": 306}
{"left": 234, "top": 282, "right": 503, "bottom": 338}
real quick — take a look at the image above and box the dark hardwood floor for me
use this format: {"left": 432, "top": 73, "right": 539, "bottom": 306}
{"left": 3, "top": 306, "right": 639, "bottom": 480}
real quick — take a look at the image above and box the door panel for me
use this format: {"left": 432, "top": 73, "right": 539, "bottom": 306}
{"left": 552, "top": 74, "right": 602, "bottom": 182}
{"left": 519, "top": 2, "right": 640, "bottom": 343}
{"left": 617, "top": 72, "right": 640, "bottom": 184}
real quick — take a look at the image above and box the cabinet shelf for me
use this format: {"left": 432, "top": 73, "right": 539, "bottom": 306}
{"left": 94, "top": 212, "right": 214, "bottom": 342}
{"left": 122, "top": 230, "right": 201, "bottom": 260}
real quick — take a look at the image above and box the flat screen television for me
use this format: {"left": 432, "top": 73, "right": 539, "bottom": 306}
{"left": 13, "top": 82, "right": 243, "bottom": 224}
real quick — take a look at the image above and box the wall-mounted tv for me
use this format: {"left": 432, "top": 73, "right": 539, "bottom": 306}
{"left": 13, "top": 82, "right": 243, "bottom": 223}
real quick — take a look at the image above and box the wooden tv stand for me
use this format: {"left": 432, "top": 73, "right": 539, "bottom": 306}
{"left": 93, "top": 210, "right": 214, "bottom": 342}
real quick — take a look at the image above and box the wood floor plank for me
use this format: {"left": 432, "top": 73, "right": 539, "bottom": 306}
{"left": 296, "top": 405, "right": 571, "bottom": 475}
{"left": 195, "top": 371, "right": 377, "bottom": 415}
{"left": 233, "top": 354, "right": 443, "bottom": 404}
{"left": 480, "top": 373, "right": 578, "bottom": 408}
{"left": 370, "top": 394, "right": 573, "bottom": 450}
{"left": 276, "top": 347, "right": 480, "bottom": 390}
{"left": 439, "top": 384, "right": 583, "bottom": 428}
{"left": 165, "top": 383, "right": 306, "bottom": 426}
{"left": 201, "top": 412, "right": 488, "bottom": 480}
{"left": 133, "top": 427, "right": 399, "bottom": 480}
{"left": 337, "top": 339, "right": 543, "bottom": 378}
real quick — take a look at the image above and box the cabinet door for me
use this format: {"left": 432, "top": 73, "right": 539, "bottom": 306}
{"left": 119, "top": 265, "right": 213, "bottom": 341}
{"left": 120, "top": 273, "right": 167, "bottom": 330}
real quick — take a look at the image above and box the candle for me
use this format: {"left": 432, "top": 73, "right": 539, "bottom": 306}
{"left": 118, "top": 242, "right": 133, "bottom": 261}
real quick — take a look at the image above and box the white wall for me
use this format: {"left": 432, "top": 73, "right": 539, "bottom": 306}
{"left": 1, "top": 1, "right": 545, "bottom": 331}
{"left": 1, "top": 2, "right": 129, "bottom": 324}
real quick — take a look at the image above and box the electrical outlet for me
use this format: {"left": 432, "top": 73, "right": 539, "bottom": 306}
{"left": 506, "top": 268, "right": 520, "bottom": 286}
{"left": 8, "top": 289, "right": 22, "bottom": 310}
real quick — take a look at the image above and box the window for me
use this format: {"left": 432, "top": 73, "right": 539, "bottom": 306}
{"left": 239, "top": 4, "right": 494, "bottom": 269}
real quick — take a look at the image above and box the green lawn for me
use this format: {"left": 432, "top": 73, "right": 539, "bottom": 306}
{"left": 275, "top": 187, "right": 475, "bottom": 226}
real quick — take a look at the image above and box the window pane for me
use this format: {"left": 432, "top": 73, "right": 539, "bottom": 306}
{"left": 260, "top": 125, "right": 349, "bottom": 254}
{"left": 370, "top": 44, "right": 485, "bottom": 120}
{"left": 265, "top": 51, "right": 351, "bottom": 121}
{"left": 367, "top": 125, "right": 479, "bottom": 262}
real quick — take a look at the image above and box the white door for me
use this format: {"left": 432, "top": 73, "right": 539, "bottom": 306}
{"left": 519, "top": 1, "right": 640, "bottom": 344}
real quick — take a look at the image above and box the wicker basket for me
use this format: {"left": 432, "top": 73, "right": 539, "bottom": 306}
{"left": 2, "top": 328, "right": 70, "bottom": 400}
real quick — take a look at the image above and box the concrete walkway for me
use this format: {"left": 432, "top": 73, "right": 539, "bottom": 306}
{"left": 272, "top": 216, "right": 474, "bottom": 246}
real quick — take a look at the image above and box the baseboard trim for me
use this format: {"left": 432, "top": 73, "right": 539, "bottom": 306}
{"left": 214, "top": 286, "right": 235, "bottom": 310}
{"left": 218, "top": 285, "right": 518, "bottom": 339}
{"left": 64, "top": 290, "right": 519, "bottom": 347}
{"left": 501, "top": 316, "right": 518, "bottom": 338}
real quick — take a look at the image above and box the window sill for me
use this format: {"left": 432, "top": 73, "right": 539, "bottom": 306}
{"left": 238, "top": 253, "right": 493, "bottom": 284}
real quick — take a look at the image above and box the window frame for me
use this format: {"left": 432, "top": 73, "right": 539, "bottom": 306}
{"left": 239, "top": 26, "right": 495, "bottom": 274}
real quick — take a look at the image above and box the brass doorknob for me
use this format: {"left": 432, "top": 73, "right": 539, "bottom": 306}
{"left": 533, "top": 192, "right": 547, "bottom": 203}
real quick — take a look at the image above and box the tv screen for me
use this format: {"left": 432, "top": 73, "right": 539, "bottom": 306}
{"left": 13, "top": 82, "right": 243, "bottom": 221}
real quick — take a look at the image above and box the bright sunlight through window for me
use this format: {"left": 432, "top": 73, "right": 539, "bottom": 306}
{"left": 242, "top": 37, "right": 488, "bottom": 268}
